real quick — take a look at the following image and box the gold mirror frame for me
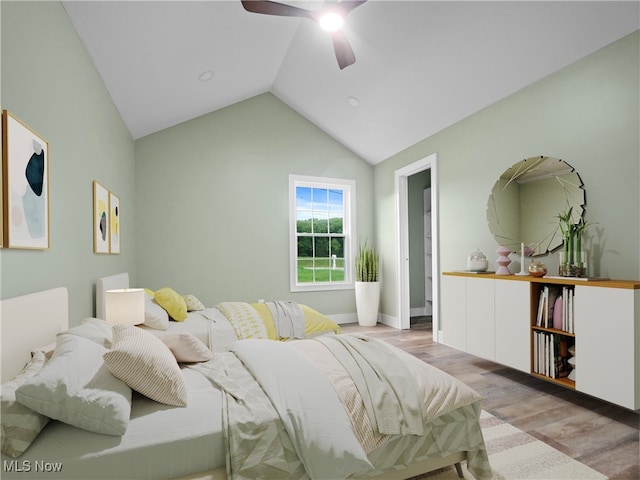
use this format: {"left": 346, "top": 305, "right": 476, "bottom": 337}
{"left": 486, "top": 156, "right": 586, "bottom": 256}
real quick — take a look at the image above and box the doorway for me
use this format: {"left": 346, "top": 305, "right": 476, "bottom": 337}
{"left": 395, "top": 154, "right": 439, "bottom": 338}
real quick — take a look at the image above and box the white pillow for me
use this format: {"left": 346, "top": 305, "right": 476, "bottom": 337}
{"left": 152, "top": 332, "right": 213, "bottom": 363}
{"left": 144, "top": 293, "right": 169, "bottom": 330}
{"left": 183, "top": 294, "right": 205, "bottom": 312}
{"left": 1, "top": 351, "right": 50, "bottom": 458}
{"left": 15, "top": 334, "right": 132, "bottom": 436}
{"left": 60, "top": 317, "right": 113, "bottom": 348}
{"left": 104, "top": 325, "right": 188, "bottom": 407}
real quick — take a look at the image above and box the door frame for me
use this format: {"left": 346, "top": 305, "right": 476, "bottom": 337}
{"left": 395, "top": 153, "right": 439, "bottom": 335}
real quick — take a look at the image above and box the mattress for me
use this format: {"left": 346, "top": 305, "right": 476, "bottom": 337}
{"left": 2, "top": 368, "right": 225, "bottom": 480}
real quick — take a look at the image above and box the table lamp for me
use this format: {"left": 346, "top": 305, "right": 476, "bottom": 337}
{"left": 105, "top": 288, "right": 145, "bottom": 326}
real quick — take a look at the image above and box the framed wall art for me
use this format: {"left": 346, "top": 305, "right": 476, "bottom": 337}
{"left": 0, "top": 110, "right": 4, "bottom": 248}
{"left": 93, "top": 180, "right": 109, "bottom": 254}
{"left": 109, "top": 191, "right": 120, "bottom": 254}
{"left": 2, "top": 110, "right": 50, "bottom": 249}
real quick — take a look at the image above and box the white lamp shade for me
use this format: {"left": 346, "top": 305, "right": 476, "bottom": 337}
{"left": 105, "top": 289, "right": 145, "bottom": 326}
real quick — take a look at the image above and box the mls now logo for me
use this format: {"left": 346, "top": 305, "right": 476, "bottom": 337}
{"left": 3, "top": 460, "right": 63, "bottom": 473}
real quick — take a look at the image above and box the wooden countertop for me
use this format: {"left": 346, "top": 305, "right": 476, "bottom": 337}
{"left": 443, "top": 271, "right": 640, "bottom": 289}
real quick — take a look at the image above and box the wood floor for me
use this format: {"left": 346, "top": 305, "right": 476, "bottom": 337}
{"left": 340, "top": 318, "right": 639, "bottom": 480}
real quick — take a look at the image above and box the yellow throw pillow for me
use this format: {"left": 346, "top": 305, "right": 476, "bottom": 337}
{"left": 154, "top": 287, "right": 188, "bottom": 321}
{"left": 249, "top": 303, "right": 278, "bottom": 340}
{"left": 300, "top": 304, "right": 341, "bottom": 335}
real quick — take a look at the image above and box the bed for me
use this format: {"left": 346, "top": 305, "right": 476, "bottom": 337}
{"left": 95, "top": 273, "right": 342, "bottom": 352}
{"left": 1, "top": 286, "right": 492, "bottom": 480}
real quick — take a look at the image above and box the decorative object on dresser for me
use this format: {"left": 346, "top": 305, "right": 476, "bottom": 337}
{"left": 354, "top": 240, "right": 380, "bottom": 326}
{"left": 486, "top": 156, "right": 585, "bottom": 257}
{"left": 467, "top": 249, "right": 488, "bottom": 272}
{"left": 515, "top": 242, "right": 535, "bottom": 276}
{"left": 2, "top": 110, "right": 50, "bottom": 249}
{"left": 556, "top": 207, "right": 593, "bottom": 278}
{"left": 495, "top": 246, "right": 512, "bottom": 275}
{"left": 528, "top": 261, "right": 547, "bottom": 277}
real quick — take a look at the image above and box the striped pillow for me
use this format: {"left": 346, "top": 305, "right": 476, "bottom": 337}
{"left": 1, "top": 351, "right": 50, "bottom": 458}
{"left": 104, "top": 325, "right": 187, "bottom": 407}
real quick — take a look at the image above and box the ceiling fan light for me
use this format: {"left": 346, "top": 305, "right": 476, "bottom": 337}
{"left": 318, "top": 12, "right": 344, "bottom": 32}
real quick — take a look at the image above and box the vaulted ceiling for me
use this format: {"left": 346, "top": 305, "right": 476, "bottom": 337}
{"left": 62, "top": 1, "right": 639, "bottom": 164}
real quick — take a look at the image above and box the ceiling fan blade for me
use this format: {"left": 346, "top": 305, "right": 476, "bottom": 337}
{"left": 241, "top": 1, "right": 314, "bottom": 20}
{"left": 331, "top": 30, "right": 356, "bottom": 70}
{"left": 336, "top": 0, "right": 368, "bottom": 16}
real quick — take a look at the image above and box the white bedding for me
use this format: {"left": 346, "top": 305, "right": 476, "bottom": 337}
{"left": 3, "top": 283, "right": 490, "bottom": 480}
{"left": 141, "top": 308, "right": 239, "bottom": 353}
{"left": 2, "top": 368, "right": 225, "bottom": 480}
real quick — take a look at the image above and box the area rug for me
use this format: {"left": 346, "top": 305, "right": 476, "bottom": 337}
{"left": 420, "top": 410, "right": 607, "bottom": 480}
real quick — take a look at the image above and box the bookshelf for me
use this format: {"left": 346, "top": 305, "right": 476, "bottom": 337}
{"left": 441, "top": 272, "right": 640, "bottom": 410}
{"left": 531, "top": 283, "right": 576, "bottom": 389}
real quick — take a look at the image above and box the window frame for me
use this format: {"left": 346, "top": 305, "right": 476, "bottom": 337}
{"left": 289, "top": 174, "right": 356, "bottom": 292}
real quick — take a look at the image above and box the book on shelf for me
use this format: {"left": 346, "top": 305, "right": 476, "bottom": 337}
{"left": 546, "top": 286, "right": 562, "bottom": 329}
{"left": 535, "top": 284, "right": 574, "bottom": 333}
{"left": 536, "top": 287, "right": 546, "bottom": 327}
{"left": 533, "top": 331, "right": 573, "bottom": 379}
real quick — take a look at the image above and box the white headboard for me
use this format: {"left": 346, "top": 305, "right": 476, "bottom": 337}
{"left": 95, "top": 272, "right": 130, "bottom": 320}
{"left": 1, "top": 287, "right": 69, "bottom": 382}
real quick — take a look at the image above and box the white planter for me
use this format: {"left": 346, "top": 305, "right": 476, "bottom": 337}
{"left": 355, "top": 281, "right": 380, "bottom": 326}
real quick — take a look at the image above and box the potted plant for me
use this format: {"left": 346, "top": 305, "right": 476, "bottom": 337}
{"left": 355, "top": 240, "right": 380, "bottom": 326}
{"left": 557, "top": 207, "right": 592, "bottom": 277}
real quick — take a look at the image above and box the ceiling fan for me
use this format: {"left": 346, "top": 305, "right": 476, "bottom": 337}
{"left": 241, "top": 0, "right": 368, "bottom": 69}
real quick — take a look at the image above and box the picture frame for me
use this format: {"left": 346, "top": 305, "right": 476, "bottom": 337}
{"left": 93, "top": 180, "right": 109, "bottom": 254}
{"left": 2, "top": 110, "right": 50, "bottom": 249}
{"left": 109, "top": 191, "right": 120, "bottom": 254}
{"left": 0, "top": 110, "right": 4, "bottom": 249}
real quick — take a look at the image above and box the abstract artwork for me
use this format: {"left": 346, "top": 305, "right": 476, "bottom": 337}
{"left": 109, "top": 191, "right": 120, "bottom": 254}
{"left": 93, "top": 180, "right": 109, "bottom": 254}
{"left": 0, "top": 111, "right": 4, "bottom": 248}
{"left": 2, "top": 110, "right": 49, "bottom": 249}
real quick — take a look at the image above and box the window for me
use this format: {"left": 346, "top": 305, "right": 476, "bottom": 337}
{"left": 289, "top": 175, "right": 355, "bottom": 292}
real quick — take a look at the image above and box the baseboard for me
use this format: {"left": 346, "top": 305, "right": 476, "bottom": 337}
{"left": 379, "top": 313, "right": 399, "bottom": 328}
{"left": 327, "top": 313, "right": 358, "bottom": 325}
{"left": 410, "top": 306, "right": 433, "bottom": 317}
{"left": 328, "top": 312, "right": 401, "bottom": 329}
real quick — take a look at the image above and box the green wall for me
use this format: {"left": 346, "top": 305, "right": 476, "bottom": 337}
{"left": 374, "top": 31, "right": 640, "bottom": 323}
{"left": 134, "top": 93, "right": 374, "bottom": 316}
{"left": 0, "top": 1, "right": 136, "bottom": 324}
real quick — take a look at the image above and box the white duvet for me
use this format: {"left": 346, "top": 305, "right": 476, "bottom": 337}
{"left": 231, "top": 339, "right": 374, "bottom": 479}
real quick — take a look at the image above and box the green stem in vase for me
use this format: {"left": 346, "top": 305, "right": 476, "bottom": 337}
{"left": 575, "top": 232, "right": 582, "bottom": 268}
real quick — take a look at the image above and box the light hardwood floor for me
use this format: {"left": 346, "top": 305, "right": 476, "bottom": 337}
{"left": 340, "top": 318, "right": 639, "bottom": 480}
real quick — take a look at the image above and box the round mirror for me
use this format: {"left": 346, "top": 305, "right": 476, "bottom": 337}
{"left": 486, "top": 156, "right": 585, "bottom": 256}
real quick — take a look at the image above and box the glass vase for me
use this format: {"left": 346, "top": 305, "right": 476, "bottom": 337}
{"left": 558, "top": 250, "right": 588, "bottom": 278}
